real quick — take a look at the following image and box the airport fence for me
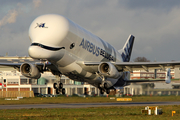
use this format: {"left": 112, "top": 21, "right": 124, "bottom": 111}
{"left": 0, "top": 91, "right": 34, "bottom": 98}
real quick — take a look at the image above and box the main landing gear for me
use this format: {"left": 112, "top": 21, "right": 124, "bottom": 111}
{"left": 54, "top": 82, "right": 66, "bottom": 95}
{"left": 96, "top": 72, "right": 111, "bottom": 95}
{"left": 98, "top": 83, "right": 110, "bottom": 94}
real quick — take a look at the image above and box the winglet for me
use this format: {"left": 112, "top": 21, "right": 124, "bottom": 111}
{"left": 119, "top": 35, "right": 135, "bottom": 62}
{"left": 165, "top": 68, "right": 171, "bottom": 84}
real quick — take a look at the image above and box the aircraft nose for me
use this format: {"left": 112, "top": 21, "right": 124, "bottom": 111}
{"left": 28, "top": 46, "right": 48, "bottom": 59}
{"left": 29, "top": 14, "right": 69, "bottom": 48}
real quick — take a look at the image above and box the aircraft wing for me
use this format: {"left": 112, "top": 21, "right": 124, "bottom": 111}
{"left": 0, "top": 58, "right": 59, "bottom": 72}
{"left": 83, "top": 61, "right": 180, "bottom": 72}
{"left": 0, "top": 59, "right": 38, "bottom": 70}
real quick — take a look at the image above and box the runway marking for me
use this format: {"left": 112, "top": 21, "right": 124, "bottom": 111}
{"left": 117, "top": 98, "right": 132, "bottom": 101}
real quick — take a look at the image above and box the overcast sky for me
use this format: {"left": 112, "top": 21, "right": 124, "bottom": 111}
{"left": 1, "top": 0, "right": 180, "bottom": 62}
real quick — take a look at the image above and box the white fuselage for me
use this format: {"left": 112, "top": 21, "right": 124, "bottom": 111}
{"left": 28, "top": 14, "right": 123, "bottom": 87}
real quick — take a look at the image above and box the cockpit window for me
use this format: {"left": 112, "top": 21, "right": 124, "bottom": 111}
{"left": 31, "top": 43, "right": 65, "bottom": 51}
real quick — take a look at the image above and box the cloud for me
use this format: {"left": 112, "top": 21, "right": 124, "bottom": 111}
{"left": 33, "top": 0, "right": 42, "bottom": 8}
{"left": 0, "top": 0, "right": 180, "bottom": 61}
{"left": 0, "top": 9, "right": 18, "bottom": 27}
{"left": 122, "top": 0, "right": 180, "bottom": 11}
{"left": 0, "top": 0, "right": 41, "bottom": 28}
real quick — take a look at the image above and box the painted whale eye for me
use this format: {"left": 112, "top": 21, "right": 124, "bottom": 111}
{"left": 70, "top": 43, "right": 75, "bottom": 49}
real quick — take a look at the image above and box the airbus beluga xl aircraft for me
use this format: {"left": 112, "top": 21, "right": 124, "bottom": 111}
{"left": 1, "top": 14, "right": 180, "bottom": 94}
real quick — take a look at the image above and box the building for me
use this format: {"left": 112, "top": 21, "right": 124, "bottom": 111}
{"left": 0, "top": 69, "right": 99, "bottom": 96}
{"left": 123, "top": 82, "right": 180, "bottom": 96}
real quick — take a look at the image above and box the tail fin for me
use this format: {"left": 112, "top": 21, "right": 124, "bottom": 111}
{"left": 118, "top": 35, "right": 135, "bottom": 62}
{"left": 165, "top": 68, "right": 171, "bottom": 84}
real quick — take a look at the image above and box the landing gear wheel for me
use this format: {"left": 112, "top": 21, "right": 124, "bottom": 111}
{"left": 59, "top": 83, "right": 63, "bottom": 89}
{"left": 53, "top": 83, "right": 58, "bottom": 89}
{"left": 106, "top": 89, "right": 110, "bottom": 94}
{"left": 56, "top": 89, "right": 59, "bottom": 94}
{"left": 100, "top": 89, "right": 105, "bottom": 94}
{"left": 62, "top": 88, "right": 65, "bottom": 95}
{"left": 104, "top": 83, "right": 108, "bottom": 89}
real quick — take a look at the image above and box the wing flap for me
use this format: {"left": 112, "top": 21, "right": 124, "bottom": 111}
{"left": 125, "top": 79, "right": 165, "bottom": 83}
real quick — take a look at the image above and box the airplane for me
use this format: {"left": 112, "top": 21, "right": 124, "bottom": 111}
{"left": 1, "top": 14, "right": 180, "bottom": 95}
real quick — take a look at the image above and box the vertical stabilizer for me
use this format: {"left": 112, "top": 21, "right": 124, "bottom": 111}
{"left": 118, "top": 35, "right": 135, "bottom": 62}
{"left": 165, "top": 68, "right": 171, "bottom": 84}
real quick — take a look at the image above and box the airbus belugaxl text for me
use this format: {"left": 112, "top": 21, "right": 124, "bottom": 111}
{"left": 1, "top": 14, "right": 179, "bottom": 94}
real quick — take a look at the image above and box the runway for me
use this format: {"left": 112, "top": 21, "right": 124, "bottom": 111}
{"left": 0, "top": 101, "right": 180, "bottom": 109}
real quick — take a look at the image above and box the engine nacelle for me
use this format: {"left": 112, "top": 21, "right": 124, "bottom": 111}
{"left": 20, "top": 63, "right": 41, "bottom": 79}
{"left": 98, "top": 62, "right": 120, "bottom": 79}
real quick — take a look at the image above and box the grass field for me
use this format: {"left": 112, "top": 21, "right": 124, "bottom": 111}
{"left": 0, "top": 96, "right": 180, "bottom": 120}
{"left": 0, "top": 105, "right": 179, "bottom": 120}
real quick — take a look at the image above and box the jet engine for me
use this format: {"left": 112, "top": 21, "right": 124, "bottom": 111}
{"left": 20, "top": 63, "right": 41, "bottom": 79}
{"left": 98, "top": 62, "right": 120, "bottom": 79}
